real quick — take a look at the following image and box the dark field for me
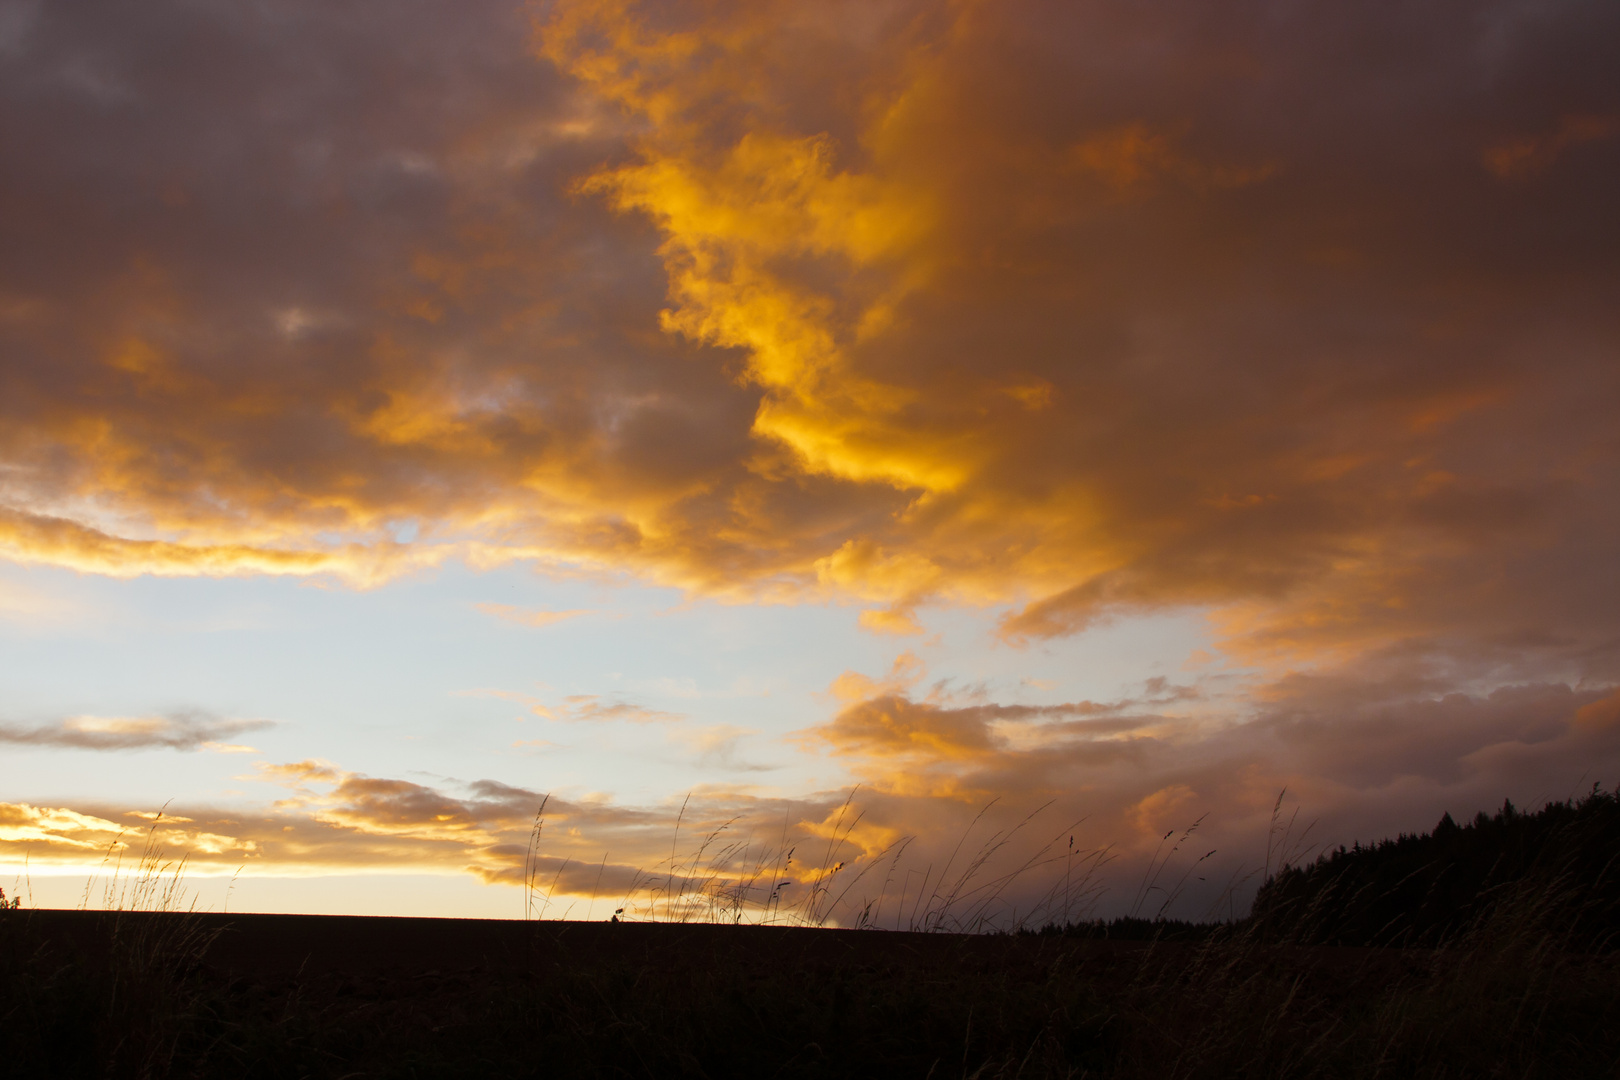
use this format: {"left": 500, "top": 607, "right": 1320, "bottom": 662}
{"left": 2, "top": 905, "right": 1616, "bottom": 1079}
{"left": 5, "top": 792, "right": 1620, "bottom": 1078}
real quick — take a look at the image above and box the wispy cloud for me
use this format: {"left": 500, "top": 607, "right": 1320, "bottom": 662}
{"left": 461, "top": 687, "right": 685, "bottom": 724}
{"left": 671, "top": 724, "right": 777, "bottom": 772}
{"left": 542, "top": 695, "right": 685, "bottom": 724}
{"left": 473, "top": 602, "right": 593, "bottom": 628}
{"left": 0, "top": 711, "right": 271, "bottom": 753}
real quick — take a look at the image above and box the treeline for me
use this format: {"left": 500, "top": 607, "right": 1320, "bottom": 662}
{"left": 1028, "top": 786, "right": 1620, "bottom": 949}
{"left": 1248, "top": 785, "right": 1620, "bottom": 948}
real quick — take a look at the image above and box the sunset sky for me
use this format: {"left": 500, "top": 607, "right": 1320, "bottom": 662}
{"left": 2, "top": 0, "right": 1618, "bottom": 922}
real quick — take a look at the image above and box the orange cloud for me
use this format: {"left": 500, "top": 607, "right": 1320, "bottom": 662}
{"left": 817, "top": 695, "right": 1001, "bottom": 763}
{"left": 1067, "top": 123, "right": 1277, "bottom": 194}
{"left": 0, "top": 507, "right": 438, "bottom": 586}
{"left": 1574, "top": 692, "right": 1620, "bottom": 734}
{"left": 2, "top": 0, "right": 1610, "bottom": 646}
{"left": 857, "top": 607, "right": 924, "bottom": 636}
{"left": 805, "top": 656, "right": 1182, "bottom": 799}
{"left": 1484, "top": 114, "right": 1619, "bottom": 180}
{"left": 0, "top": 0, "right": 1616, "bottom": 834}
{"left": 827, "top": 650, "right": 926, "bottom": 703}
{"left": 474, "top": 603, "right": 593, "bottom": 628}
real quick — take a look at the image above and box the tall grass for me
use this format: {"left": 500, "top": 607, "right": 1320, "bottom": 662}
{"left": 5, "top": 790, "right": 1618, "bottom": 1077}
{"left": 2, "top": 809, "right": 222, "bottom": 1078}
{"left": 521, "top": 789, "right": 1116, "bottom": 932}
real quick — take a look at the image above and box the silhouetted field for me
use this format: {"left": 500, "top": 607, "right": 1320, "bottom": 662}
{"left": 3, "top": 790, "right": 1617, "bottom": 1078}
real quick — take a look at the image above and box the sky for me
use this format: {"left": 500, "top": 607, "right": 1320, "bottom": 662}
{"left": 2, "top": 0, "right": 1618, "bottom": 924}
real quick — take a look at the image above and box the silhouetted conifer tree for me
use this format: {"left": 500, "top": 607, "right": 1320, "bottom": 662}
{"left": 1249, "top": 785, "right": 1620, "bottom": 948}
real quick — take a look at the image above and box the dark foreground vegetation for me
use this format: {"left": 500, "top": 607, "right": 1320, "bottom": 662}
{"left": 3, "top": 789, "right": 1618, "bottom": 1079}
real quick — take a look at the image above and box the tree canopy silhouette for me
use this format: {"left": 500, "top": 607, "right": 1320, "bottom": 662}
{"left": 1250, "top": 786, "right": 1620, "bottom": 948}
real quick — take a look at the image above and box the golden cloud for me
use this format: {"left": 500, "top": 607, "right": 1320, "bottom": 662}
{"left": 473, "top": 602, "right": 593, "bottom": 628}
{"left": 0, "top": 0, "right": 1612, "bottom": 694}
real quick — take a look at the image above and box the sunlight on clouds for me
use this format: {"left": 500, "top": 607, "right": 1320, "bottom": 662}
{"left": 826, "top": 650, "right": 926, "bottom": 703}
{"left": 1573, "top": 691, "right": 1620, "bottom": 734}
{"left": 0, "top": 802, "right": 260, "bottom": 866}
{"left": 0, "top": 803, "right": 124, "bottom": 848}
{"left": 571, "top": 110, "right": 954, "bottom": 491}
{"left": 0, "top": 507, "right": 442, "bottom": 586}
{"left": 473, "top": 602, "right": 593, "bottom": 627}
{"left": 0, "top": 0, "right": 1617, "bottom": 917}
{"left": 1483, "top": 113, "right": 1618, "bottom": 180}
{"left": 0, "top": 0, "right": 1610, "bottom": 663}
{"left": 1066, "top": 123, "right": 1278, "bottom": 195}
{"left": 1131, "top": 784, "right": 1200, "bottom": 836}
{"left": 857, "top": 607, "right": 924, "bottom": 636}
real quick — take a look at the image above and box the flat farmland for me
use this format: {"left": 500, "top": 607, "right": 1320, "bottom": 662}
{"left": 5, "top": 908, "right": 1615, "bottom": 1078}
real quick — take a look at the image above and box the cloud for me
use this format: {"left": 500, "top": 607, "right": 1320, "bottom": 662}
{"left": 458, "top": 687, "right": 684, "bottom": 724}
{"left": 474, "top": 602, "right": 592, "bottom": 628}
{"left": 1066, "top": 123, "right": 1278, "bottom": 194}
{"left": 789, "top": 662, "right": 1620, "bottom": 918}
{"left": 534, "top": 695, "right": 685, "bottom": 724}
{"left": 0, "top": 0, "right": 1618, "bottom": 918}
{"left": 6, "top": 652, "right": 1618, "bottom": 923}
{"left": 826, "top": 650, "right": 926, "bottom": 703}
{"left": 670, "top": 723, "right": 776, "bottom": 772}
{"left": 857, "top": 607, "right": 923, "bottom": 636}
{"left": 805, "top": 684, "right": 1170, "bottom": 788}
{"left": 0, "top": 711, "right": 270, "bottom": 752}
{"left": 0, "top": 803, "right": 127, "bottom": 849}
{"left": 0, "top": 0, "right": 1611, "bottom": 697}
{"left": 0, "top": 507, "right": 440, "bottom": 586}
{"left": 1484, "top": 113, "right": 1619, "bottom": 180}
{"left": 2, "top": 763, "right": 800, "bottom": 903}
